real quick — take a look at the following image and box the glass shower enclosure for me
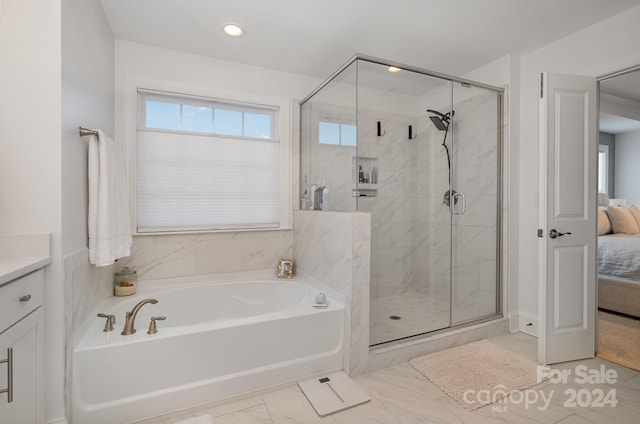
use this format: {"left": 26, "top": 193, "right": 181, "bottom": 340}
{"left": 300, "top": 55, "right": 503, "bottom": 347}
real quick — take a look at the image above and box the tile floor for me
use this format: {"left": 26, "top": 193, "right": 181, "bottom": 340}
{"left": 152, "top": 332, "right": 640, "bottom": 424}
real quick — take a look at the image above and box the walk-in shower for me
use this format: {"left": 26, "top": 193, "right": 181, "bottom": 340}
{"left": 300, "top": 55, "right": 503, "bottom": 347}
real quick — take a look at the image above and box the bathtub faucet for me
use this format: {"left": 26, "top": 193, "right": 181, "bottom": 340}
{"left": 121, "top": 298, "right": 158, "bottom": 335}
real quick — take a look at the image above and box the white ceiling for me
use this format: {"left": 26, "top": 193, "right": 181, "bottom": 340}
{"left": 100, "top": 0, "right": 640, "bottom": 134}
{"left": 99, "top": 0, "right": 640, "bottom": 79}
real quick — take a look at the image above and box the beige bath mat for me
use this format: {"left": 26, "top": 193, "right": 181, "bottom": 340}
{"left": 410, "top": 339, "right": 540, "bottom": 410}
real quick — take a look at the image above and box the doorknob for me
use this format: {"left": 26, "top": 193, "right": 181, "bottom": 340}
{"left": 549, "top": 229, "right": 572, "bottom": 239}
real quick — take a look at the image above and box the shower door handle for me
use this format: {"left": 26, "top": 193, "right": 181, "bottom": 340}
{"left": 452, "top": 192, "right": 466, "bottom": 214}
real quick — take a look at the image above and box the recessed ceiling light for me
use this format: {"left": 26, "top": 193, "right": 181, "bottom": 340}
{"left": 388, "top": 66, "right": 402, "bottom": 73}
{"left": 223, "top": 24, "right": 244, "bottom": 37}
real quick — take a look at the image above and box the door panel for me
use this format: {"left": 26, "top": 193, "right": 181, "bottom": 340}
{"left": 539, "top": 72, "right": 597, "bottom": 365}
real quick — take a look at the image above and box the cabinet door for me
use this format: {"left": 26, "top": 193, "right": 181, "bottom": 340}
{"left": 0, "top": 308, "right": 44, "bottom": 424}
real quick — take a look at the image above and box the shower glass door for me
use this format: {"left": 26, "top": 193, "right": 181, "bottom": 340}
{"left": 450, "top": 83, "right": 501, "bottom": 325}
{"left": 357, "top": 60, "right": 454, "bottom": 346}
{"left": 299, "top": 56, "right": 503, "bottom": 348}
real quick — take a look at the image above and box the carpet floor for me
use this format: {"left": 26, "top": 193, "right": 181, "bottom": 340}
{"left": 597, "top": 310, "right": 640, "bottom": 372}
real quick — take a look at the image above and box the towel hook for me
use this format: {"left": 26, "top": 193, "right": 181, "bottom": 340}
{"left": 408, "top": 125, "right": 418, "bottom": 140}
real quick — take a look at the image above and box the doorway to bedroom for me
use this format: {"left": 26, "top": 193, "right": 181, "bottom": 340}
{"left": 596, "top": 66, "right": 640, "bottom": 371}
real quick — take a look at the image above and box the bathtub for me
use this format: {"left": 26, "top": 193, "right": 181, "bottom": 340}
{"left": 72, "top": 270, "right": 346, "bottom": 424}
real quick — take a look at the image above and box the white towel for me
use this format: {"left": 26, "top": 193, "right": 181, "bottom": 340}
{"left": 88, "top": 129, "right": 132, "bottom": 266}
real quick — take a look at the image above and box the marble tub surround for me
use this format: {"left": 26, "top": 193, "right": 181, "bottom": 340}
{"left": 116, "top": 230, "right": 293, "bottom": 281}
{"left": 66, "top": 248, "right": 115, "bottom": 337}
{"left": 293, "top": 210, "right": 370, "bottom": 376}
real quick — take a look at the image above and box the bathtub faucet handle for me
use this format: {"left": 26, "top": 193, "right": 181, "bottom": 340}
{"left": 97, "top": 313, "right": 116, "bottom": 332}
{"left": 147, "top": 316, "right": 166, "bottom": 334}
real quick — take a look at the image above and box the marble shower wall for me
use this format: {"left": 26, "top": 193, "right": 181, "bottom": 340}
{"left": 449, "top": 91, "right": 500, "bottom": 323}
{"left": 292, "top": 210, "right": 370, "bottom": 376}
{"left": 413, "top": 90, "right": 500, "bottom": 320}
{"left": 356, "top": 110, "right": 420, "bottom": 300}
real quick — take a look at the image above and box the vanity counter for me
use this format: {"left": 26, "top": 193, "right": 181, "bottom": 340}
{"left": 0, "top": 233, "right": 51, "bottom": 285}
{"left": 0, "top": 256, "right": 51, "bottom": 286}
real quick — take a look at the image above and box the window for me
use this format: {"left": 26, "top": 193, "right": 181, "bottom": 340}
{"left": 598, "top": 144, "right": 609, "bottom": 194}
{"left": 136, "top": 89, "right": 281, "bottom": 233}
{"left": 319, "top": 121, "right": 356, "bottom": 146}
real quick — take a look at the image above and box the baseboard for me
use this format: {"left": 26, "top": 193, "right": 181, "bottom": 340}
{"left": 510, "top": 311, "right": 538, "bottom": 337}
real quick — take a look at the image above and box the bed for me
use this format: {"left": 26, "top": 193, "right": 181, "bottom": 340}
{"left": 598, "top": 234, "right": 640, "bottom": 318}
{"left": 597, "top": 196, "right": 640, "bottom": 318}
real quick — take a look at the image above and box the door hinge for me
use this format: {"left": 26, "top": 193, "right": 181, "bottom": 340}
{"left": 540, "top": 74, "right": 544, "bottom": 99}
{"left": 538, "top": 229, "right": 544, "bottom": 238}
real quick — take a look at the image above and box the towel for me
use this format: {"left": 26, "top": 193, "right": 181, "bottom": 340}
{"left": 88, "top": 129, "right": 132, "bottom": 266}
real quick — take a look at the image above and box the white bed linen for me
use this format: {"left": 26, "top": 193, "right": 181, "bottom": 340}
{"left": 598, "top": 234, "right": 640, "bottom": 280}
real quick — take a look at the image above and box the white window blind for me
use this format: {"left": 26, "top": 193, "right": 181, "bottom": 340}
{"left": 137, "top": 90, "right": 280, "bottom": 233}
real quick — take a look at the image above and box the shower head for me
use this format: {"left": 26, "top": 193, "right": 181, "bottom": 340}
{"left": 427, "top": 109, "right": 454, "bottom": 131}
{"left": 429, "top": 115, "right": 449, "bottom": 131}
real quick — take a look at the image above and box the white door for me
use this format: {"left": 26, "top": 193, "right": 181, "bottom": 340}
{"left": 538, "top": 72, "right": 597, "bottom": 365}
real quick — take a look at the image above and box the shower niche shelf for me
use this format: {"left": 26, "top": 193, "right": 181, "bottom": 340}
{"left": 352, "top": 186, "right": 377, "bottom": 197}
{"left": 352, "top": 156, "right": 379, "bottom": 197}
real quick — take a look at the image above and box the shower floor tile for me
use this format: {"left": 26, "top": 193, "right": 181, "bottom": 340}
{"left": 369, "top": 292, "right": 450, "bottom": 346}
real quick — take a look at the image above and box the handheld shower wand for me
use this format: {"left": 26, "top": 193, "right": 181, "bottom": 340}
{"left": 427, "top": 109, "right": 457, "bottom": 206}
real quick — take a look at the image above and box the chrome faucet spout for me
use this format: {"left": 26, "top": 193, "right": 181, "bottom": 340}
{"left": 121, "top": 298, "right": 158, "bottom": 335}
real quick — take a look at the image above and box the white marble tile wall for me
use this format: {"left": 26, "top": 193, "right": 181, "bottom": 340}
{"left": 356, "top": 109, "right": 420, "bottom": 300}
{"left": 450, "top": 92, "right": 500, "bottom": 320}
{"left": 115, "top": 230, "right": 293, "bottom": 281}
{"left": 292, "top": 210, "right": 371, "bottom": 375}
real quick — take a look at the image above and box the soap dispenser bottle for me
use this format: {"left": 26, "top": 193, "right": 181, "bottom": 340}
{"left": 322, "top": 180, "right": 329, "bottom": 211}
{"left": 310, "top": 183, "right": 317, "bottom": 209}
{"left": 302, "top": 176, "right": 310, "bottom": 209}
{"left": 313, "top": 183, "right": 323, "bottom": 210}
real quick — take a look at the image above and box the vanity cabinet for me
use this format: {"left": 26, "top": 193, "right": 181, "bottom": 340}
{"left": 0, "top": 269, "right": 45, "bottom": 424}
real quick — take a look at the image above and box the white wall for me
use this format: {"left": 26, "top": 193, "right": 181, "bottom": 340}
{"left": 61, "top": 0, "right": 115, "bottom": 421}
{"left": 62, "top": 0, "right": 114, "bottom": 255}
{"left": 518, "top": 5, "right": 640, "bottom": 334}
{"left": 0, "top": 0, "right": 64, "bottom": 421}
{"left": 615, "top": 130, "right": 640, "bottom": 205}
{"left": 111, "top": 41, "right": 321, "bottom": 282}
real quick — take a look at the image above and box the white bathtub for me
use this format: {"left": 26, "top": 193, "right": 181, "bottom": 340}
{"left": 72, "top": 271, "right": 346, "bottom": 424}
